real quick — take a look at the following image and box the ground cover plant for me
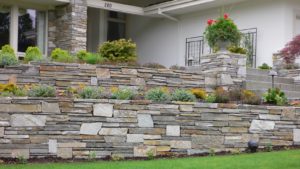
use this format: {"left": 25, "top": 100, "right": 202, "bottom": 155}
{"left": 1, "top": 150, "right": 300, "bottom": 169}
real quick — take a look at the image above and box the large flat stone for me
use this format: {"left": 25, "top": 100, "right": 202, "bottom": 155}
{"left": 249, "top": 120, "right": 275, "bottom": 133}
{"left": 170, "top": 141, "right": 191, "bottom": 149}
{"left": 58, "top": 142, "right": 86, "bottom": 148}
{"left": 0, "top": 127, "right": 3, "bottom": 137}
{"left": 137, "top": 114, "right": 153, "bottom": 128}
{"left": 127, "top": 134, "right": 144, "bottom": 143}
{"left": 11, "top": 149, "right": 29, "bottom": 159}
{"left": 93, "top": 104, "right": 113, "bottom": 117}
{"left": 99, "top": 128, "right": 128, "bottom": 136}
{"left": 294, "top": 129, "right": 300, "bottom": 142}
{"left": 57, "top": 148, "right": 72, "bottom": 159}
{"left": 134, "top": 146, "right": 157, "bottom": 157}
{"left": 104, "top": 136, "right": 126, "bottom": 143}
{"left": 10, "top": 114, "right": 46, "bottom": 127}
{"left": 96, "top": 68, "right": 111, "bottom": 79}
{"left": 0, "top": 104, "right": 41, "bottom": 113}
{"left": 192, "top": 135, "right": 224, "bottom": 149}
{"left": 166, "top": 125, "right": 180, "bottom": 136}
{"left": 259, "top": 114, "right": 280, "bottom": 120}
{"left": 42, "top": 102, "right": 60, "bottom": 113}
{"left": 48, "top": 139, "right": 57, "bottom": 154}
{"left": 80, "top": 123, "right": 102, "bottom": 135}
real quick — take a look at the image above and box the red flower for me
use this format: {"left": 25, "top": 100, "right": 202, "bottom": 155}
{"left": 207, "top": 19, "right": 214, "bottom": 25}
{"left": 224, "top": 13, "right": 229, "bottom": 19}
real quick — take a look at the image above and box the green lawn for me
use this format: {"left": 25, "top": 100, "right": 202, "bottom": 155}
{"left": 1, "top": 150, "right": 300, "bottom": 169}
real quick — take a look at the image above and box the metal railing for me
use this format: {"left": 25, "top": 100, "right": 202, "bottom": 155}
{"left": 185, "top": 28, "right": 258, "bottom": 67}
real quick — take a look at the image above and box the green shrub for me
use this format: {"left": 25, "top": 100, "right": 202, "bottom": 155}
{"left": 259, "top": 63, "right": 272, "bottom": 70}
{"left": 228, "top": 46, "right": 247, "bottom": 54}
{"left": 263, "top": 88, "right": 287, "bottom": 106}
{"left": 111, "top": 154, "right": 125, "bottom": 161}
{"left": 228, "top": 88, "right": 242, "bottom": 101}
{"left": 13, "top": 88, "right": 28, "bottom": 97}
{"left": 0, "top": 45, "right": 18, "bottom": 66}
{"left": 76, "top": 50, "right": 89, "bottom": 61}
{"left": 78, "top": 86, "right": 103, "bottom": 99}
{"left": 111, "top": 88, "right": 136, "bottom": 100}
{"left": 145, "top": 88, "right": 170, "bottom": 102}
{"left": 190, "top": 88, "right": 207, "bottom": 100}
{"left": 28, "top": 85, "right": 56, "bottom": 97}
{"left": 143, "top": 63, "right": 166, "bottom": 69}
{"left": 84, "top": 53, "right": 105, "bottom": 65}
{"left": 99, "top": 39, "right": 137, "bottom": 62}
{"left": 51, "top": 48, "right": 74, "bottom": 63}
{"left": 205, "top": 93, "right": 217, "bottom": 103}
{"left": 24, "top": 47, "right": 43, "bottom": 63}
{"left": 171, "top": 89, "right": 196, "bottom": 102}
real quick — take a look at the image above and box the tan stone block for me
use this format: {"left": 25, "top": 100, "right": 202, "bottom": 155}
{"left": 96, "top": 68, "right": 110, "bottom": 79}
{"left": 170, "top": 141, "right": 191, "bottom": 149}
{"left": 134, "top": 146, "right": 157, "bottom": 157}
{"left": 0, "top": 127, "right": 3, "bottom": 138}
{"left": 157, "top": 146, "right": 171, "bottom": 152}
{"left": 11, "top": 149, "right": 29, "bottom": 159}
{"left": 222, "top": 127, "right": 248, "bottom": 133}
{"left": 57, "top": 148, "right": 72, "bottom": 159}
{"left": 0, "top": 104, "right": 41, "bottom": 113}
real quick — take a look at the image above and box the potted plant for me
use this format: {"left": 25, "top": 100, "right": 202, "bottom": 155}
{"left": 204, "top": 13, "right": 241, "bottom": 52}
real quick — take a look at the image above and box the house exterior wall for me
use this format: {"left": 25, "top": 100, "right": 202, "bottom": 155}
{"left": 127, "top": 0, "right": 300, "bottom": 67}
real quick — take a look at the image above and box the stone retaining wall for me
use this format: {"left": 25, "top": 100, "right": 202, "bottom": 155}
{"left": 0, "top": 62, "right": 205, "bottom": 93}
{"left": 0, "top": 98, "right": 299, "bottom": 159}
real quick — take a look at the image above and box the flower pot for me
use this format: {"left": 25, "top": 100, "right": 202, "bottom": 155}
{"left": 216, "top": 40, "right": 231, "bottom": 52}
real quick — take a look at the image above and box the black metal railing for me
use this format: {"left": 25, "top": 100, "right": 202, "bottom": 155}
{"left": 185, "top": 28, "right": 258, "bottom": 67}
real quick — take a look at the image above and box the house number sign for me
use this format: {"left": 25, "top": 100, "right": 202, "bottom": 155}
{"left": 104, "top": 2, "right": 113, "bottom": 9}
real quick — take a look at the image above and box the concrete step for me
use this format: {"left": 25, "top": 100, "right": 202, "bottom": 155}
{"left": 249, "top": 89, "right": 300, "bottom": 100}
{"left": 246, "top": 74, "right": 294, "bottom": 84}
{"left": 247, "top": 68, "right": 270, "bottom": 76}
{"left": 245, "top": 80, "right": 300, "bottom": 92}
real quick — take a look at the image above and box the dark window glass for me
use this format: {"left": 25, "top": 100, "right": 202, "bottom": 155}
{"left": 18, "top": 9, "right": 37, "bottom": 52}
{"left": 107, "top": 21, "right": 125, "bottom": 41}
{"left": 109, "top": 11, "right": 125, "bottom": 19}
{"left": 0, "top": 9, "right": 10, "bottom": 48}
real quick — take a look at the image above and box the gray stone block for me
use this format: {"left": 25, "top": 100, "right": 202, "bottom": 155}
{"left": 137, "top": 114, "right": 154, "bottom": 128}
{"left": 10, "top": 115, "right": 46, "bottom": 127}
{"left": 80, "top": 123, "right": 102, "bottom": 135}
{"left": 93, "top": 103, "right": 113, "bottom": 117}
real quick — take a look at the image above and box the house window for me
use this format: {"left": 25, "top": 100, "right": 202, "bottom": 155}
{"left": 107, "top": 11, "right": 126, "bottom": 41}
{"left": 18, "top": 9, "right": 46, "bottom": 53}
{"left": 0, "top": 6, "right": 10, "bottom": 48}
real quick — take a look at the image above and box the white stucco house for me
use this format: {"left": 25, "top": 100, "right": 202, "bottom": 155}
{"left": 1, "top": 0, "right": 300, "bottom": 67}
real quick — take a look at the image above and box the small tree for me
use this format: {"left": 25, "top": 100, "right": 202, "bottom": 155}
{"left": 279, "top": 35, "right": 300, "bottom": 65}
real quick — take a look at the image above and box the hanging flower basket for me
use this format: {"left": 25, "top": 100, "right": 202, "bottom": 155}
{"left": 204, "top": 14, "right": 241, "bottom": 52}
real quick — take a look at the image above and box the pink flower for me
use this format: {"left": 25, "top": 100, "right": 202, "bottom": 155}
{"left": 207, "top": 19, "right": 214, "bottom": 25}
{"left": 224, "top": 13, "right": 229, "bottom": 19}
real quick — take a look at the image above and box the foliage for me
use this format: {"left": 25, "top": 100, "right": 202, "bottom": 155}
{"left": 258, "top": 63, "right": 272, "bottom": 70}
{"left": 88, "top": 151, "right": 96, "bottom": 161}
{"left": 111, "top": 154, "right": 125, "bottom": 161}
{"left": 111, "top": 88, "right": 136, "bottom": 100}
{"left": 204, "top": 14, "right": 241, "bottom": 48}
{"left": 228, "top": 88, "right": 242, "bottom": 101}
{"left": 171, "top": 89, "right": 196, "bottom": 102}
{"left": 214, "top": 87, "right": 230, "bottom": 103}
{"left": 143, "top": 63, "right": 166, "bottom": 69}
{"left": 24, "top": 46, "right": 43, "bottom": 63}
{"left": 209, "top": 149, "right": 216, "bottom": 157}
{"left": 78, "top": 86, "right": 103, "bottom": 99}
{"left": 145, "top": 88, "right": 170, "bottom": 102}
{"left": 0, "top": 45, "right": 18, "bottom": 66}
{"left": 28, "top": 85, "right": 56, "bottom": 97}
{"left": 190, "top": 88, "right": 207, "bottom": 100}
{"left": 170, "top": 65, "right": 186, "bottom": 70}
{"left": 263, "top": 88, "right": 287, "bottom": 106}
{"left": 84, "top": 53, "right": 105, "bottom": 65}
{"left": 228, "top": 46, "right": 247, "bottom": 54}
{"left": 205, "top": 93, "right": 217, "bottom": 103}
{"left": 279, "top": 35, "right": 300, "bottom": 65}
{"left": 241, "top": 90, "right": 261, "bottom": 105}
{"left": 99, "top": 39, "right": 137, "bottom": 62}
{"left": 51, "top": 48, "right": 74, "bottom": 63}
{"left": 16, "top": 155, "right": 27, "bottom": 164}
{"left": 146, "top": 150, "right": 155, "bottom": 160}
{"left": 0, "top": 83, "right": 27, "bottom": 97}
{"left": 76, "top": 50, "right": 90, "bottom": 61}
{"left": 267, "top": 143, "right": 273, "bottom": 152}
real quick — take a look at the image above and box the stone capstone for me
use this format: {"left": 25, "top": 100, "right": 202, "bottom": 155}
{"left": 249, "top": 120, "right": 275, "bottom": 132}
{"left": 80, "top": 123, "right": 102, "bottom": 135}
{"left": 10, "top": 115, "right": 46, "bottom": 127}
{"left": 93, "top": 104, "right": 113, "bottom": 117}
{"left": 137, "top": 114, "right": 154, "bottom": 128}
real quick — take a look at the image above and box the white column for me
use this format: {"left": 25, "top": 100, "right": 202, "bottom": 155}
{"left": 10, "top": 5, "right": 19, "bottom": 53}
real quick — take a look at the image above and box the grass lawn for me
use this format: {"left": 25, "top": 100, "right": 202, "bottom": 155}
{"left": 1, "top": 150, "right": 300, "bottom": 169}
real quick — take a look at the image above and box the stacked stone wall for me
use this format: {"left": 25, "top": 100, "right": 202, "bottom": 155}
{"left": 0, "top": 98, "right": 299, "bottom": 159}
